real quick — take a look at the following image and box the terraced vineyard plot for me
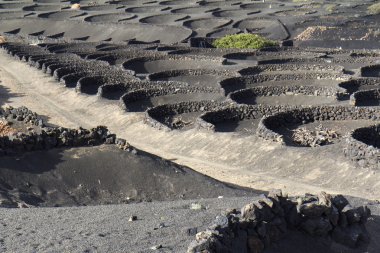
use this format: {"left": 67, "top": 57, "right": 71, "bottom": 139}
{"left": 0, "top": 0, "right": 380, "bottom": 252}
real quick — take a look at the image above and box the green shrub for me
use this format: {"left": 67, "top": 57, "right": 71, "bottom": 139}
{"left": 324, "top": 4, "right": 337, "bottom": 12}
{"left": 368, "top": 3, "right": 380, "bottom": 15}
{"left": 212, "top": 34, "right": 278, "bottom": 49}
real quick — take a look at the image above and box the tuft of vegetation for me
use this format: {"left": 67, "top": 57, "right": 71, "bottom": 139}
{"left": 212, "top": 34, "right": 278, "bottom": 49}
{"left": 71, "top": 3, "right": 80, "bottom": 9}
{"left": 368, "top": 3, "right": 380, "bottom": 14}
{"left": 0, "top": 36, "right": 6, "bottom": 44}
{"left": 324, "top": 4, "right": 337, "bottom": 12}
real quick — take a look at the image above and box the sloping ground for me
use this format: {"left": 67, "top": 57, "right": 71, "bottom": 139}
{"left": 0, "top": 145, "right": 258, "bottom": 207}
{"left": 0, "top": 196, "right": 379, "bottom": 253}
{"left": 1, "top": 49, "right": 380, "bottom": 201}
{"left": 0, "top": 0, "right": 378, "bottom": 252}
{"left": 0, "top": 0, "right": 378, "bottom": 47}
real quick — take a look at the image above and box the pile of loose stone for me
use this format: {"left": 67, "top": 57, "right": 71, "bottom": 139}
{"left": 1, "top": 106, "right": 43, "bottom": 127}
{"left": 0, "top": 106, "right": 134, "bottom": 155}
{"left": 187, "top": 190, "right": 371, "bottom": 253}
{"left": 292, "top": 125, "right": 340, "bottom": 147}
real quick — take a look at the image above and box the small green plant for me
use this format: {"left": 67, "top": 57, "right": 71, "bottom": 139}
{"left": 324, "top": 4, "right": 337, "bottom": 12}
{"left": 368, "top": 3, "right": 380, "bottom": 15}
{"left": 212, "top": 34, "right": 278, "bottom": 49}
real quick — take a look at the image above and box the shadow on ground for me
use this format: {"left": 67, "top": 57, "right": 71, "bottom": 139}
{"left": 0, "top": 84, "right": 23, "bottom": 107}
{"left": 0, "top": 144, "right": 263, "bottom": 207}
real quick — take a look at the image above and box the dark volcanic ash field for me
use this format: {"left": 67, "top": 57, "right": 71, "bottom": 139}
{"left": 0, "top": 0, "right": 380, "bottom": 252}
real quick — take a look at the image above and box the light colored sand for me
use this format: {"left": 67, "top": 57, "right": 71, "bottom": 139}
{"left": 1, "top": 50, "right": 380, "bottom": 200}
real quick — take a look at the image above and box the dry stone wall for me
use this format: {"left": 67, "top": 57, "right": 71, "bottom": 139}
{"left": 188, "top": 190, "right": 371, "bottom": 253}
{"left": 257, "top": 106, "right": 380, "bottom": 144}
{"left": 344, "top": 124, "right": 380, "bottom": 170}
{"left": 0, "top": 106, "right": 135, "bottom": 155}
{"left": 350, "top": 89, "right": 380, "bottom": 106}
{"left": 229, "top": 86, "right": 340, "bottom": 102}
{"left": 145, "top": 101, "right": 227, "bottom": 130}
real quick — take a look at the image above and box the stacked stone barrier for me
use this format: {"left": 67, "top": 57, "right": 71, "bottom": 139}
{"left": 122, "top": 53, "right": 227, "bottom": 73}
{"left": 120, "top": 86, "right": 221, "bottom": 111}
{"left": 1, "top": 43, "right": 136, "bottom": 79}
{"left": 197, "top": 104, "right": 294, "bottom": 132}
{"left": 147, "top": 68, "right": 240, "bottom": 82}
{"left": 240, "top": 64, "right": 344, "bottom": 75}
{"left": 59, "top": 72, "right": 88, "bottom": 87}
{"left": 97, "top": 80, "right": 189, "bottom": 100}
{"left": 360, "top": 64, "right": 380, "bottom": 78}
{"left": 229, "top": 86, "right": 340, "bottom": 104}
{"left": 42, "top": 42, "right": 102, "bottom": 53}
{"left": 0, "top": 106, "right": 135, "bottom": 155}
{"left": 223, "top": 48, "right": 379, "bottom": 65}
{"left": 145, "top": 101, "right": 228, "bottom": 130}
{"left": 187, "top": 190, "right": 371, "bottom": 252}
{"left": 350, "top": 89, "right": 380, "bottom": 106}
{"left": 257, "top": 106, "right": 380, "bottom": 144}
{"left": 221, "top": 74, "right": 348, "bottom": 95}
{"left": 257, "top": 57, "right": 376, "bottom": 65}
{"left": 344, "top": 124, "right": 380, "bottom": 170}
{"left": 247, "top": 73, "right": 348, "bottom": 82}
{"left": 339, "top": 78, "right": 380, "bottom": 93}
{"left": 222, "top": 50, "right": 325, "bottom": 60}
{"left": 85, "top": 49, "right": 157, "bottom": 65}
{"left": 75, "top": 75, "right": 136, "bottom": 94}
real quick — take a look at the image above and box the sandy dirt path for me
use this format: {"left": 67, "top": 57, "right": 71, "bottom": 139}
{"left": 0, "top": 50, "right": 379, "bottom": 200}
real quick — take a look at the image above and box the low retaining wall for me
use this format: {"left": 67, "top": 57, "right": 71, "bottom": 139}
{"left": 120, "top": 86, "right": 220, "bottom": 111}
{"left": 85, "top": 48, "right": 157, "bottom": 65}
{"left": 256, "top": 57, "right": 356, "bottom": 65}
{"left": 338, "top": 78, "right": 380, "bottom": 97}
{"left": 257, "top": 106, "right": 380, "bottom": 144}
{"left": 75, "top": 69, "right": 138, "bottom": 94}
{"left": 76, "top": 75, "right": 115, "bottom": 94}
{"left": 229, "top": 86, "right": 340, "bottom": 104}
{"left": 145, "top": 101, "right": 226, "bottom": 130}
{"left": 27, "top": 54, "right": 57, "bottom": 65}
{"left": 53, "top": 67, "right": 80, "bottom": 80}
{"left": 0, "top": 106, "right": 136, "bottom": 156}
{"left": 360, "top": 64, "right": 380, "bottom": 78}
{"left": 197, "top": 104, "right": 294, "bottom": 132}
{"left": 350, "top": 89, "right": 380, "bottom": 106}
{"left": 97, "top": 80, "right": 189, "bottom": 99}
{"left": 46, "top": 63, "right": 67, "bottom": 75}
{"left": 187, "top": 190, "right": 371, "bottom": 252}
{"left": 222, "top": 50, "right": 325, "bottom": 60}
{"left": 59, "top": 72, "right": 87, "bottom": 87}
{"left": 2, "top": 43, "right": 51, "bottom": 60}
{"left": 220, "top": 74, "right": 347, "bottom": 94}
{"left": 122, "top": 53, "right": 226, "bottom": 72}
{"left": 42, "top": 42, "right": 102, "bottom": 53}
{"left": 1, "top": 42, "right": 136, "bottom": 82}
{"left": 220, "top": 76, "right": 254, "bottom": 94}
{"left": 188, "top": 37, "right": 216, "bottom": 48}
{"left": 0, "top": 106, "right": 111, "bottom": 154}
{"left": 344, "top": 124, "right": 380, "bottom": 170}
{"left": 240, "top": 64, "right": 344, "bottom": 75}
{"left": 147, "top": 68, "right": 239, "bottom": 81}
{"left": 239, "top": 72, "right": 346, "bottom": 81}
